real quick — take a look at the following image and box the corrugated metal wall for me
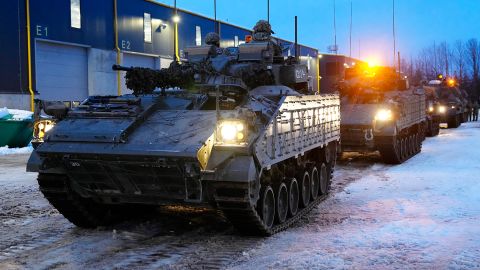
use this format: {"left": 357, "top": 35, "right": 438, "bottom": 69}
{"left": 0, "top": 0, "right": 319, "bottom": 98}
{"left": 0, "top": 0, "right": 28, "bottom": 94}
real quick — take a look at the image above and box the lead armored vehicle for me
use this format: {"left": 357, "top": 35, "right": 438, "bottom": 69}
{"left": 338, "top": 65, "right": 426, "bottom": 164}
{"left": 27, "top": 21, "right": 340, "bottom": 235}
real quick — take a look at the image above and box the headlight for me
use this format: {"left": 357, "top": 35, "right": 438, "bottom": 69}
{"left": 437, "top": 105, "right": 446, "bottom": 114}
{"left": 428, "top": 106, "right": 434, "bottom": 112}
{"left": 34, "top": 120, "right": 55, "bottom": 140}
{"left": 375, "top": 109, "right": 393, "bottom": 121}
{"left": 451, "top": 106, "right": 455, "bottom": 109}
{"left": 216, "top": 120, "right": 247, "bottom": 144}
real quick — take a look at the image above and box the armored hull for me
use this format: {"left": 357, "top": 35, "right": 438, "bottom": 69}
{"left": 28, "top": 93, "right": 340, "bottom": 235}
{"left": 341, "top": 90, "right": 426, "bottom": 163}
{"left": 424, "top": 84, "right": 467, "bottom": 129}
{"left": 27, "top": 22, "right": 341, "bottom": 235}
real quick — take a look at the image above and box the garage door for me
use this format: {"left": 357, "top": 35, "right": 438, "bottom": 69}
{"left": 122, "top": 53, "right": 157, "bottom": 94}
{"left": 35, "top": 41, "right": 88, "bottom": 101}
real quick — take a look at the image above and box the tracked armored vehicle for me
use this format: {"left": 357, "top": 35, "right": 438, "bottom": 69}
{"left": 423, "top": 86, "right": 442, "bottom": 137}
{"left": 424, "top": 78, "right": 467, "bottom": 128}
{"left": 338, "top": 65, "right": 426, "bottom": 164}
{"left": 27, "top": 22, "right": 340, "bottom": 235}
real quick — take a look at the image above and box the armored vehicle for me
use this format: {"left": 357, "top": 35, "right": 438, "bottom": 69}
{"left": 338, "top": 65, "right": 426, "bottom": 164}
{"left": 27, "top": 22, "right": 340, "bottom": 235}
{"left": 423, "top": 87, "right": 442, "bottom": 137}
{"left": 423, "top": 78, "right": 467, "bottom": 128}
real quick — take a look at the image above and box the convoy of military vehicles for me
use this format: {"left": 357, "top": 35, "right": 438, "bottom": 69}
{"left": 26, "top": 20, "right": 474, "bottom": 235}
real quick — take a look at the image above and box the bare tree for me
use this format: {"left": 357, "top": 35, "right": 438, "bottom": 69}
{"left": 465, "top": 38, "right": 480, "bottom": 98}
{"left": 453, "top": 40, "right": 466, "bottom": 81}
{"left": 437, "top": 42, "right": 453, "bottom": 77}
{"left": 466, "top": 38, "right": 479, "bottom": 82}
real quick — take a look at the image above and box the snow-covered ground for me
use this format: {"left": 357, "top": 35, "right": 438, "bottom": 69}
{"left": 0, "top": 145, "right": 33, "bottom": 156}
{"left": 0, "top": 123, "right": 480, "bottom": 269}
{"left": 231, "top": 122, "right": 480, "bottom": 269}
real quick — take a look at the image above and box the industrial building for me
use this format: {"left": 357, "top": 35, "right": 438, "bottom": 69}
{"left": 0, "top": 0, "right": 320, "bottom": 110}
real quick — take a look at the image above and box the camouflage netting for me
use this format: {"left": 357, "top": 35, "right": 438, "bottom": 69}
{"left": 125, "top": 63, "right": 195, "bottom": 95}
{"left": 205, "top": 32, "right": 220, "bottom": 47}
{"left": 253, "top": 20, "right": 274, "bottom": 41}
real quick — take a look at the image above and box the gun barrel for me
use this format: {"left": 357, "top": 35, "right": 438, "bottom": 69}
{"left": 112, "top": 64, "right": 132, "bottom": 72}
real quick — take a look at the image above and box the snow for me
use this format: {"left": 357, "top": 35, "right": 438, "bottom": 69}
{"left": 7, "top": 108, "right": 33, "bottom": 120}
{"left": 231, "top": 122, "right": 480, "bottom": 269}
{"left": 0, "top": 108, "right": 9, "bottom": 119}
{"left": 0, "top": 145, "right": 33, "bottom": 156}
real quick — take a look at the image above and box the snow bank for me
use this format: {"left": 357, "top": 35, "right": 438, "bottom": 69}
{"left": 7, "top": 108, "right": 33, "bottom": 121}
{"left": 0, "top": 145, "right": 33, "bottom": 156}
{"left": 0, "top": 108, "right": 9, "bottom": 119}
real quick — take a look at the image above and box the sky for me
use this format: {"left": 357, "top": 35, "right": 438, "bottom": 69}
{"left": 155, "top": 0, "right": 480, "bottom": 66}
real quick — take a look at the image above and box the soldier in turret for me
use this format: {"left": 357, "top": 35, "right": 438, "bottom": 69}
{"left": 204, "top": 32, "right": 222, "bottom": 57}
{"left": 252, "top": 20, "right": 282, "bottom": 57}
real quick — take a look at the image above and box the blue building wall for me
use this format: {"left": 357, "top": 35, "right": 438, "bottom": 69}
{"left": 218, "top": 23, "right": 251, "bottom": 47}
{"left": 117, "top": 0, "right": 173, "bottom": 57}
{"left": 29, "top": 0, "right": 114, "bottom": 49}
{"left": 0, "top": 0, "right": 28, "bottom": 94}
{"left": 0, "top": 0, "right": 318, "bottom": 98}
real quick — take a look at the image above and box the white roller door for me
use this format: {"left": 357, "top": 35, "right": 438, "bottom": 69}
{"left": 35, "top": 41, "right": 88, "bottom": 101}
{"left": 122, "top": 53, "right": 157, "bottom": 94}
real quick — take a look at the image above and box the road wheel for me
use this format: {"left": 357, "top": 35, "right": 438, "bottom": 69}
{"left": 310, "top": 166, "right": 320, "bottom": 200}
{"left": 319, "top": 163, "right": 329, "bottom": 195}
{"left": 299, "top": 171, "right": 311, "bottom": 208}
{"left": 329, "top": 142, "right": 338, "bottom": 169}
{"left": 414, "top": 134, "right": 419, "bottom": 153}
{"left": 259, "top": 186, "right": 275, "bottom": 229}
{"left": 406, "top": 136, "right": 411, "bottom": 156}
{"left": 288, "top": 178, "right": 299, "bottom": 217}
{"left": 409, "top": 135, "right": 415, "bottom": 156}
{"left": 400, "top": 138, "right": 407, "bottom": 161}
{"left": 275, "top": 183, "right": 288, "bottom": 224}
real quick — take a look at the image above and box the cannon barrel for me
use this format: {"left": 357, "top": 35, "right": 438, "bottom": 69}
{"left": 112, "top": 64, "right": 134, "bottom": 72}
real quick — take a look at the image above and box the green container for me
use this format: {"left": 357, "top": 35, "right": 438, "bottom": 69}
{"left": 0, "top": 117, "right": 34, "bottom": 148}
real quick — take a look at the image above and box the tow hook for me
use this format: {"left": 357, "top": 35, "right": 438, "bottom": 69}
{"left": 364, "top": 129, "right": 374, "bottom": 141}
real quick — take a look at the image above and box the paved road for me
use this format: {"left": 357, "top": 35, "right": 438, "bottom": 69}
{"left": 1, "top": 123, "right": 479, "bottom": 269}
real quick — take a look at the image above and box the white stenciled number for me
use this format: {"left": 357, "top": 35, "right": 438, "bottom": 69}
{"left": 121, "top": 40, "right": 131, "bottom": 50}
{"left": 295, "top": 69, "right": 306, "bottom": 79}
{"left": 36, "top": 25, "right": 48, "bottom": 37}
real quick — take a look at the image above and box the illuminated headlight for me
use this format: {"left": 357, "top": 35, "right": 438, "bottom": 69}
{"left": 375, "top": 109, "right": 393, "bottom": 121}
{"left": 451, "top": 106, "right": 455, "bottom": 109}
{"left": 428, "top": 106, "right": 434, "bottom": 112}
{"left": 34, "top": 120, "right": 55, "bottom": 140}
{"left": 216, "top": 120, "right": 246, "bottom": 144}
{"left": 437, "top": 105, "right": 447, "bottom": 114}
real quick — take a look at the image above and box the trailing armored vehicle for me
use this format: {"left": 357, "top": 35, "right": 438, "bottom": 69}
{"left": 27, "top": 21, "right": 340, "bottom": 235}
{"left": 423, "top": 78, "right": 467, "bottom": 128}
{"left": 338, "top": 65, "right": 426, "bottom": 164}
{"left": 423, "top": 87, "right": 443, "bottom": 137}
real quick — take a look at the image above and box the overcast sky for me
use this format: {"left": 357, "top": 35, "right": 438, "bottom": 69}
{"left": 156, "top": 0, "right": 480, "bottom": 65}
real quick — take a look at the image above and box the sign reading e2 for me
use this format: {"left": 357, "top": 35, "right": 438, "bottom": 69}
{"left": 121, "top": 40, "right": 131, "bottom": 50}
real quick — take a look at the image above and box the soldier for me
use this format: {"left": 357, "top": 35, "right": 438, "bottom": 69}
{"left": 252, "top": 20, "right": 283, "bottom": 57}
{"left": 204, "top": 32, "right": 222, "bottom": 57}
{"left": 473, "top": 99, "right": 479, "bottom": 121}
{"left": 466, "top": 99, "right": 473, "bottom": 121}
